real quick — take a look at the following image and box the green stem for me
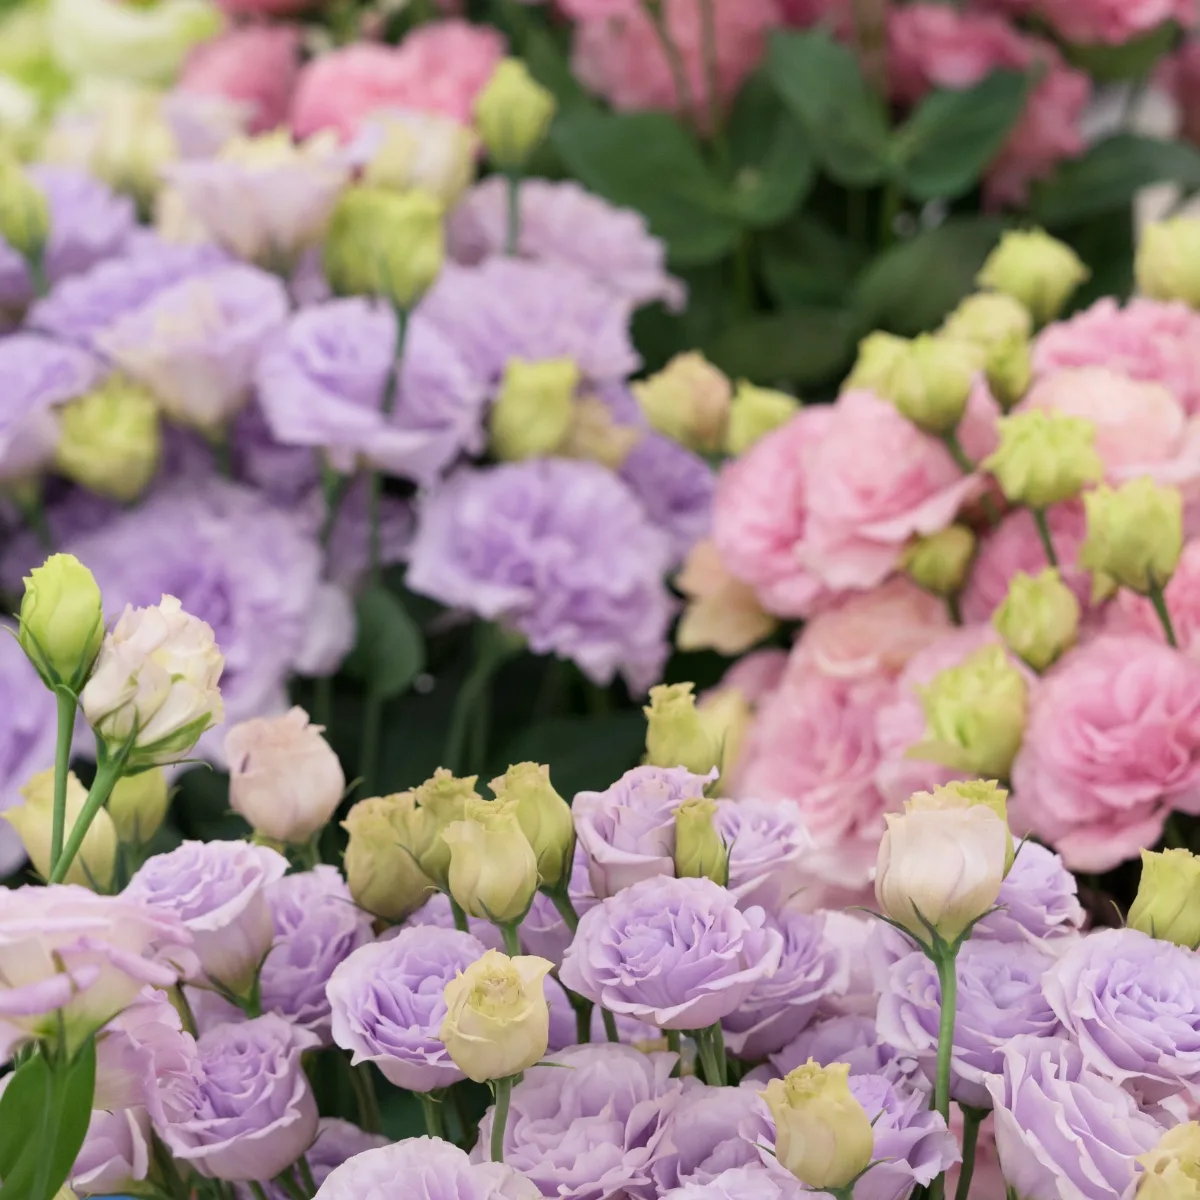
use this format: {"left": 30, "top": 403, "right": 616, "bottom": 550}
{"left": 947, "top": 594, "right": 962, "bottom": 626}
{"left": 501, "top": 922, "right": 521, "bottom": 957}
{"left": 929, "top": 950, "right": 960, "bottom": 1200}
{"left": 878, "top": 181, "right": 902, "bottom": 248}
{"left": 442, "top": 625, "right": 512, "bottom": 774}
{"left": 312, "top": 673, "right": 333, "bottom": 732}
{"left": 319, "top": 464, "right": 347, "bottom": 553}
{"left": 49, "top": 687, "right": 76, "bottom": 876}
{"left": 504, "top": 171, "right": 521, "bottom": 256}
{"left": 694, "top": 1024, "right": 727, "bottom": 1086}
{"left": 50, "top": 749, "right": 127, "bottom": 883}
{"left": 1032, "top": 507, "right": 1058, "bottom": 568}
{"left": 665, "top": 1029, "right": 681, "bottom": 1076}
{"left": 547, "top": 888, "right": 579, "bottom": 933}
{"left": 418, "top": 1091, "right": 446, "bottom": 1139}
{"left": 449, "top": 896, "right": 470, "bottom": 933}
{"left": 602, "top": 1007, "right": 619, "bottom": 1043}
{"left": 955, "top": 1107, "right": 985, "bottom": 1200}
{"left": 491, "top": 1076, "right": 513, "bottom": 1163}
{"left": 359, "top": 688, "right": 383, "bottom": 800}
{"left": 299, "top": 1157, "right": 318, "bottom": 1199}
{"left": 643, "top": 0, "right": 695, "bottom": 125}
{"left": 367, "top": 306, "right": 408, "bottom": 584}
{"left": 1149, "top": 577, "right": 1179, "bottom": 648}
{"left": 566, "top": 986, "right": 593, "bottom": 1043}
{"left": 943, "top": 432, "right": 974, "bottom": 473}
{"left": 249, "top": 1184, "right": 269, "bottom": 1200}
{"left": 349, "top": 1062, "right": 381, "bottom": 1133}
{"left": 274, "top": 1168, "right": 308, "bottom": 1200}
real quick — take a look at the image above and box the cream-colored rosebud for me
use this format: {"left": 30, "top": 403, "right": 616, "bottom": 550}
{"left": 982, "top": 410, "right": 1104, "bottom": 509}
{"left": 644, "top": 682, "right": 722, "bottom": 776}
{"left": 342, "top": 792, "right": 435, "bottom": 922}
{"left": 441, "top": 796, "right": 539, "bottom": 924}
{"left": 992, "top": 568, "right": 1079, "bottom": 672}
{"left": 0, "top": 149, "right": 47, "bottom": 264}
{"left": 225, "top": 707, "right": 345, "bottom": 845}
{"left": 1138, "top": 1122, "right": 1200, "bottom": 1199}
{"left": 54, "top": 375, "right": 161, "bottom": 502}
{"left": 633, "top": 352, "right": 732, "bottom": 453}
{"left": 1137, "top": 217, "right": 1200, "bottom": 309}
{"left": 1127, "top": 848, "right": 1200, "bottom": 951}
{"left": 474, "top": 58, "right": 556, "bottom": 171}
{"left": 911, "top": 645, "right": 1027, "bottom": 781}
{"left": 439, "top": 949, "right": 553, "bottom": 1082}
{"left": 724, "top": 381, "right": 800, "bottom": 455}
{"left": 1080, "top": 478, "right": 1183, "bottom": 595}
{"left": 19, "top": 553, "right": 105, "bottom": 692}
{"left": 976, "top": 228, "right": 1089, "bottom": 325}
{"left": 876, "top": 782, "right": 1012, "bottom": 943}
{"left": 557, "top": 396, "right": 641, "bottom": 470}
{"left": 983, "top": 331, "right": 1032, "bottom": 411}
{"left": 361, "top": 110, "right": 477, "bottom": 207}
{"left": 80, "top": 594, "right": 224, "bottom": 769}
{"left": 4, "top": 767, "right": 116, "bottom": 889}
{"left": 762, "top": 1061, "right": 875, "bottom": 1191}
{"left": 901, "top": 526, "right": 975, "bottom": 597}
{"left": 889, "top": 335, "right": 979, "bottom": 435}
{"left": 489, "top": 357, "right": 578, "bottom": 461}
{"left": 675, "top": 539, "right": 777, "bottom": 656}
{"left": 673, "top": 796, "right": 728, "bottom": 885}
{"left": 106, "top": 767, "right": 169, "bottom": 845}
{"left": 411, "top": 769, "right": 480, "bottom": 890}
{"left": 844, "top": 330, "right": 908, "bottom": 395}
{"left": 489, "top": 762, "right": 574, "bottom": 890}
{"left": 940, "top": 292, "right": 1033, "bottom": 347}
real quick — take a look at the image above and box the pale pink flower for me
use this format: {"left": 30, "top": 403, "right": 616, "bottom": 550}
{"left": 1159, "top": 41, "right": 1200, "bottom": 149}
{"left": 1035, "top": 0, "right": 1194, "bottom": 46}
{"left": 716, "top": 648, "right": 788, "bottom": 707}
{"left": 675, "top": 538, "right": 777, "bottom": 655}
{"left": 1103, "top": 541, "right": 1200, "bottom": 658}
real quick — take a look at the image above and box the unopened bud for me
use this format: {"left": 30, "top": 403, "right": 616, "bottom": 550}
{"left": 474, "top": 58, "right": 556, "bottom": 171}
{"left": 489, "top": 357, "right": 578, "bottom": 461}
{"left": 1080, "top": 478, "right": 1183, "bottom": 595}
{"left": 976, "top": 228, "right": 1088, "bottom": 326}
{"left": 902, "top": 525, "right": 975, "bottom": 597}
{"left": 673, "top": 796, "right": 728, "bottom": 885}
{"left": 992, "top": 568, "right": 1079, "bottom": 671}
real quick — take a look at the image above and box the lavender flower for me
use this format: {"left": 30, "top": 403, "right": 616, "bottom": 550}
{"left": 652, "top": 1085, "right": 771, "bottom": 1192}
{"left": 403, "top": 891, "right": 504, "bottom": 952}
{"left": 407, "top": 460, "right": 675, "bottom": 691}
{"left": 716, "top": 797, "right": 814, "bottom": 912}
{"left": 72, "top": 1108, "right": 151, "bottom": 1195}
{"left": 972, "top": 841, "right": 1086, "bottom": 944}
{"left": 659, "top": 1166, "right": 798, "bottom": 1200}
{"left": 618, "top": 433, "right": 715, "bottom": 565}
{"left": 770, "top": 1015, "right": 923, "bottom": 1090}
{"left": 239, "top": 1119, "right": 388, "bottom": 1200}
{"left": 518, "top": 890, "right": 573, "bottom": 965}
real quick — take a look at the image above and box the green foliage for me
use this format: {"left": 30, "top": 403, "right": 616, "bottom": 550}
{"left": 344, "top": 585, "right": 426, "bottom": 702}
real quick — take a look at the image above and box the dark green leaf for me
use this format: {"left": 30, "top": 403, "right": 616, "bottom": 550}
{"left": 893, "top": 70, "right": 1031, "bottom": 201}
{"left": 0, "top": 1055, "right": 50, "bottom": 1178}
{"left": 759, "top": 215, "right": 868, "bottom": 307}
{"left": 705, "top": 307, "right": 859, "bottom": 387}
{"left": 524, "top": 25, "right": 593, "bottom": 113}
{"left": 1032, "top": 134, "right": 1200, "bottom": 226}
{"left": 1060, "top": 207, "right": 1136, "bottom": 311}
{"left": 550, "top": 110, "right": 740, "bottom": 264}
{"left": 766, "top": 29, "right": 891, "bottom": 186}
{"left": 344, "top": 585, "right": 425, "bottom": 701}
{"left": 502, "top": 713, "right": 646, "bottom": 800}
{"left": 852, "top": 217, "right": 1007, "bottom": 334}
{"left": 171, "top": 766, "right": 242, "bottom": 843}
{"left": 1065, "top": 21, "right": 1179, "bottom": 82}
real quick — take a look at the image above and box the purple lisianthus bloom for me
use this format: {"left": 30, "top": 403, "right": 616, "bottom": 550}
{"left": 404, "top": 891, "right": 504, "bottom": 952}
{"left": 0, "top": 166, "right": 134, "bottom": 311}
{"left": 877, "top": 940, "right": 1060, "bottom": 1109}
{"left": 560, "top": 875, "right": 784, "bottom": 1030}
{"left": 1042, "top": 926, "right": 1200, "bottom": 1104}
{"left": 316, "top": 1136, "right": 539, "bottom": 1200}
{"left": 158, "top": 1013, "right": 320, "bottom": 1182}
{"left": 652, "top": 1084, "right": 770, "bottom": 1193}
{"left": 238, "top": 1119, "right": 388, "bottom": 1200}
{"left": 987, "top": 1036, "right": 1164, "bottom": 1200}
{"left": 258, "top": 867, "right": 374, "bottom": 1043}
{"left": 573, "top": 765, "right": 710, "bottom": 899}
{"left": 618, "top": 433, "right": 715, "bottom": 565}
{"left": 474, "top": 1045, "right": 684, "bottom": 1200}
{"left": 770, "top": 1014, "right": 924, "bottom": 1091}
{"left": 721, "top": 910, "right": 848, "bottom": 1061}
{"left": 659, "top": 1165, "right": 801, "bottom": 1200}
{"left": 124, "top": 840, "right": 288, "bottom": 993}
{"left": 973, "top": 841, "right": 1086, "bottom": 945}
{"left": 96, "top": 263, "right": 289, "bottom": 431}
{"left": 230, "top": 401, "right": 322, "bottom": 506}
{"left": 407, "top": 459, "right": 675, "bottom": 692}
{"left": 72, "top": 1107, "right": 152, "bottom": 1195}
{"left": 256, "top": 298, "right": 488, "bottom": 487}
{"left": 519, "top": 890, "right": 573, "bottom": 965}
{"left": 715, "top": 797, "right": 814, "bottom": 912}
{"left": 448, "top": 178, "right": 686, "bottom": 313}
{"left": 327, "top": 926, "right": 488, "bottom": 1092}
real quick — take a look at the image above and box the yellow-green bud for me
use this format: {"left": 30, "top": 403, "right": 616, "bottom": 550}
{"left": 107, "top": 767, "right": 169, "bottom": 845}
{"left": 633, "top": 352, "right": 732, "bottom": 453}
{"left": 324, "top": 186, "right": 445, "bottom": 310}
{"left": 1138, "top": 1122, "right": 1200, "bottom": 1200}
{"left": 698, "top": 685, "right": 752, "bottom": 791}
{"left": 441, "top": 794, "right": 539, "bottom": 924}
{"left": 982, "top": 410, "right": 1104, "bottom": 508}
{"left": 474, "top": 58, "right": 556, "bottom": 171}
{"left": 643, "top": 682, "right": 721, "bottom": 776}
{"left": 976, "top": 228, "right": 1089, "bottom": 326}
{"left": 489, "top": 357, "right": 578, "bottom": 461}
{"left": 910, "top": 778, "right": 1014, "bottom": 871}
{"left": 724, "top": 381, "right": 800, "bottom": 455}
{"left": 673, "top": 796, "right": 728, "bottom": 885}
{"left": 984, "top": 331, "right": 1033, "bottom": 411}
{"left": 844, "top": 330, "right": 908, "bottom": 394}
{"left": 1127, "top": 848, "right": 1200, "bottom": 951}
{"left": 1080, "top": 479, "right": 1183, "bottom": 595}
{"left": 1136, "top": 216, "right": 1200, "bottom": 309}
{"left": 411, "top": 768, "right": 481, "bottom": 889}
{"left": 901, "top": 525, "right": 976, "bottom": 596}
{"left": 940, "top": 292, "right": 1033, "bottom": 348}
{"left": 992, "top": 568, "right": 1080, "bottom": 672}
{"left": 558, "top": 396, "right": 641, "bottom": 470}
{"left": 54, "top": 376, "right": 160, "bottom": 502}
{"left": 342, "top": 792, "right": 436, "bottom": 922}
{"left": 911, "top": 644, "right": 1028, "bottom": 781}
{"left": 0, "top": 150, "right": 47, "bottom": 263}
{"left": 489, "top": 761, "right": 575, "bottom": 890}
{"left": 889, "top": 335, "right": 979, "bottom": 435}
{"left": 18, "top": 553, "right": 104, "bottom": 691}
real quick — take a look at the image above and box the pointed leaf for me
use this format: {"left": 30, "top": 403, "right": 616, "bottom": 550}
{"left": 344, "top": 584, "right": 425, "bottom": 702}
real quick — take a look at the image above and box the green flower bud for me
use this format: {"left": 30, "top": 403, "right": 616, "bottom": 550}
{"left": 902, "top": 525, "right": 976, "bottom": 597}
{"left": 673, "top": 796, "right": 728, "bottom": 886}
{"left": 1136, "top": 216, "right": 1200, "bottom": 309}
{"left": 489, "top": 357, "right": 578, "bottom": 461}
{"left": 342, "top": 792, "right": 435, "bottom": 922}
{"left": 844, "top": 331, "right": 909, "bottom": 395}
{"left": 643, "top": 682, "right": 721, "bottom": 776}
{"left": 411, "top": 768, "right": 480, "bottom": 889}
{"left": 940, "top": 292, "right": 1033, "bottom": 348}
{"left": 992, "top": 568, "right": 1080, "bottom": 672}
{"left": 633, "top": 351, "right": 731, "bottom": 453}
{"left": 107, "top": 766, "right": 169, "bottom": 845}
{"left": 982, "top": 410, "right": 1104, "bottom": 508}
{"left": 984, "top": 331, "right": 1033, "bottom": 411}
{"left": 0, "top": 149, "right": 47, "bottom": 263}
{"left": 18, "top": 553, "right": 104, "bottom": 691}
{"left": 976, "top": 229, "right": 1089, "bottom": 326}
{"left": 442, "top": 795, "right": 539, "bottom": 924}
{"left": 1080, "top": 478, "right": 1183, "bottom": 595}
{"left": 724, "top": 381, "right": 800, "bottom": 455}
{"left": 490, "top": 761, "right": 575, "bottom": 890}
{"left": 889, "top": 335, "right": 979, "bottom": 435}
{"left": 1127, "top": 848, "right": 1200, "bottom": 951}
{"left": 474, "top": 58, "right": 556, "bottom": 171}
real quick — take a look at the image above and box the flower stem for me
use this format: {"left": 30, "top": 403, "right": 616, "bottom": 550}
{"left": 491, "top": 1076, "right": 513, "bottom": 1163}
{"left": 49, "top": 686, "right": 76, "bottom": 876}
{"left": 566, "top": 986, "right": 593, "bottom": 1043}
{"left": 248, "top": 1184, "right": 269, "bottom": 1200}
{"left": 602, "top": 1007, "right": 619, "bottom": 1043}
{"left": 367, "top": 306, "right": 408, "bottom": 584}
{"left": 349, "top": 1061, "right": 381, "bottom": 1133}
{"left": 299, "top": 1157, "right": 318, "bottom": 1199}
{"left": 418, "top": 1091, "right": 445, "bottom": 1140}
{"left": 547, "top": 887, "right": 579, "bottom": 933}
{"left": 1032, "top": 507, "right": 1058, "bottom": 567}
{"left": 928, "top": 949, "right": 960, "bottom": 1200}
{"left": 943, "top": 433, "right": 974, "bottom": 473}
{"left": 504, "top": 172, "right": 521, "bottom": 256}
{"left": 358, "top": 686, "right": 383, "bottom": 801}
{"left": 50, "top": 748, "right": 127, "bottom": 883}
{"left": 955, "top": 1106, "right": 985, "bottom": 1200}
{"left": 501, "top": 922, "right": 521, "bottom": 957}
{"left": 449, "top": 896, "right": 470, "bottom": 934}
{"left": 694, "top": 1024, "right": 727, "bottom": 1086}
{"left": 665, "top": 1029, "right": 681, "bottom": 1076}
{"left": 1149, "top": 577, "right": 1178, "bottom": 648}
{"left": 642, "top": 0, "right": 695, "bottom": 126}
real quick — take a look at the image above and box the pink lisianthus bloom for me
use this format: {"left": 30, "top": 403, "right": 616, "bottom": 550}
{"left": 1159, "top": 41, "right": 1200, "bottom": 149}
{"left": 1103, "top": 541, "right": 1200, "bottom": 657}
{"left": 1034, "top": 0, "right": 1195, "bottom": 47}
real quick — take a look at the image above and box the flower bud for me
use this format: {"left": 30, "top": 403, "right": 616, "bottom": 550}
{"left": 644, "top": 682, "right": 722, "bottom": 776}
{"left": 889, "top": 334, "right": 979, "bottom": 435}
{"left": 675, "top": 539, "right": 777, "bottom": 655}
{"left": 901, "top": 525, "right": 975, "bottom": 597}
{"left": 633, "top": 351, "right": 732, "bottom": 453}
{"left": 911, "top": 645, "right": 1028, "bottom": 781}
{"left": 1127, "top": 848, "right": 1200, "bottom": 950}
{"left": 361, "top": 110, "right": 477, "bottom": 207}
{"left": 474, "top": 58, "right": 556, "bottom": 171}
{"left": 106, "top": 767, "right": 169, "bottom": 845}
{"left": 939, "top": 291, "right": 1032, "bottom": 347}
{"left": 1138, "top": 1122, "right": 1200, "bottom": 1200}
{"left": 1080, "top": 478, "right": 1183, "bottom": 595}
{"left": 324, "top": 186, "right": 445, "bottom": 310}
{"left": 342, "top": 792, "right": 435, "bottom": 922}
{"left": 763, "top": 1060, "right": 875, "bottom": 1191}
{"left": 982, "top": 410, "right": 1104, "bottom": 508}
{"left": 489, "top": 357, "right": 578, "bottom": 461}
{"left": 699, "top": 686, "right": 752, "bottom": 788}
{"left": 1136, "top": 217, "right": 1200, "bottom": 308}
{"left": 441, "top": 795, "right": 539, "bottom": 924}
{"left": 976, "top": 228, "right": 1088, "bottom": 325}
{"left": 489, "top": 762, "right": 574, "bottom": 890}
{"left": 4, "top": 767, "right": 116, "bottom": 889}
{"left": 19, "top": 553, "right": 105, "bottom": 692}
{"left": 724, "top": 381, "right": 800, "bottom": 455}
{"left": 673, "top": 796, "right": 728, "bottom": 885}
{"left": 558, "top": 396, "right": 641, "bottom": 470}
{"left": 80, "top": 594, "right": 224, "bottom": 768}
{"left": 411, "top": 768, "right": 480, "bottom": 890}
{"left": 844, "top": 330, "right": 908, "bottom": 394}
{"left": 992, "top": 568, "right": 1079, "bottom": 672}
{"left": 876, "top": 783, "right": 1012, "bottom": 943}
{"left": 0, "top": 150, "right": 47, "bottom": 263}
{"left": 983, "top": 331, "right": 1032, "bottom": 411}
{"left": 54, "top": 375, "right": 161, "bottom": 502}
{"left": 439, "top": 949, "right": 553, "bottom": 1082}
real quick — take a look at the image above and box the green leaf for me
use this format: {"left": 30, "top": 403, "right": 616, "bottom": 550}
{"left": 550, "top": 110, "right": 740, "bottom": 265}
{"left": 759, "top": 214, "right": 868, "bottom": 307}
{"left": 705, "top": 307, "right": 859, "bottom": 387}
{"left": 524, "top": 25, "right": 593, "bottom": 113}
{"left": 502, "top": 713, "right": 646, "bottom": 800}
{"left": 1065, "top": 21, "right": 1179, "bottom": 83}
{"left": 344, "top": 585, "right": 425, "bottom": 701}
{"left": 1032, "top": 134, "right": 1200, "bottom": 226}
{"left": 766, "top": 29, "right": 891, "bottom": 187}
{"left": 852, "top": 216, "right": 1007, "bottom": 335}
{"left": 892, "top": 70, "right": 1031, "bottom": 201}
